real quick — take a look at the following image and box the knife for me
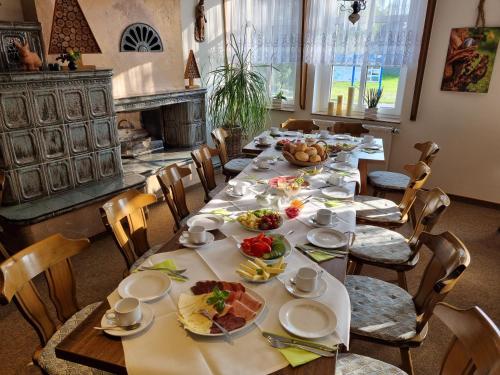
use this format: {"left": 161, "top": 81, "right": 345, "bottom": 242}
{"left": 262, "top": 332, "right": 338, "bottom": 352}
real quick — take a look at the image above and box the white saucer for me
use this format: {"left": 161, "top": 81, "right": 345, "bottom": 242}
{"left": 321, "top": 186, "right": 354, "bottom": 200}
{"left": 100, "top": 303, "right": 154, "bottom": 337}
{"left": 225, "top": 186, "right": 245, "bottom": 199}
{"left": 328, "top": 162, "right": 357, "bottom": 173}
{"left": 118, "top": 271, "right": 171, "bottom": 302}
{"left": 306, "top": 213, "right": 337, "bottom": 228}
{"left": 279, "top": 299, "right": 337, "bottom": 339}
{"left": 252, "top": 164, "right": 271, "bottom": 171}
{"left": 360, "top": 143, "right": 381, "bottom": 150}
{"left": 307, "top": 228, "right": 348, "bottom": 249}
{"left": 179, "top": 231, "right": 215, "bottom": 248}
{"left": 186, "top": 214, "right": 224, "bottom": 231}
{"left": 333, "top": 134, "right": 352, "bottom": 141}
{"left": 285, "top": 277, "right": 327, "bottom": 298}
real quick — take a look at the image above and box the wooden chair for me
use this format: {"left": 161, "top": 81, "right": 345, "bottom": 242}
{"left": 211, "top": 127, "right": 253, "bottom": 182}
{"left": 280, "top": 119, "right": 319, "bottom": 134}
{"left": 368, "top": 141, "right": 440, "bottom": 197}
{"left": 349, "top": 188, "right": 451, "bottom": 290}
{"left": 0, "top": 234, "right": 106, "bottom": 374}
{"left": 191, "top": 144, "right": 225, "bottom": 203}
{"left": 157, "top": 163, "right": 192, "bottom": 232}
{"left": 345, "top": 231, "right": 471, "bottom": 375}
{"left": 329, "top": 121, "right": 369, "bottom": 137}
{"left": 100, "top": 189, "right": 160, "bottom": 271}
{"left": 353, "top": 161, "right": 431, "bottom": 229}
{"left": 434, "top": 302, "right": 500, "bottom": 375}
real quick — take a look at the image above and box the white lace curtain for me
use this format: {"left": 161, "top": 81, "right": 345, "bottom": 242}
{"left": 304, "top": 0, "right": 421, "bottom": 66}
{"left": 225, "top": 0, "right": 302, "bottom": 64}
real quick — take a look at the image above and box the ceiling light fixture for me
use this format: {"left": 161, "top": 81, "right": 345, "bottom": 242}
{"left": 338, "top": 0, "right": 367, "bottom": 24}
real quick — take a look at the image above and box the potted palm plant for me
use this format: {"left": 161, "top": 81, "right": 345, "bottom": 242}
{"left": 209, "top": 34, "right": 269, "bottom": 158}
{"left": 364, "top": 87, "right": 383, "bottom": 120}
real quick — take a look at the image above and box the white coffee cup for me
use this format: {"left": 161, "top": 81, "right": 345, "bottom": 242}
{"left": 336, "top": 151, "right": 350, "bottom": 162}
{"left": 320, "top": 130, "right": 330, "bottom": 138}
{"left": 295, "top": 267, "right": 321, "bottom": 292}
{"left": 229, "top": 180, "right": 249, "bottom": 195}
{"left": 316, "top": 208, "right": 333, "bottom": 225}
{"left": 270, "top": 127, "right": 280, "bottom": 135}
{"left": 256, "top": 158, "right": 269, "bottom": 169}
{"left": 106, "top": 297, "right": 142, "bottom": 326}
{"left": 258, "top": 135, "right": 269, "bottom": 145}
{"left": 183, "top": 225, "right": 207, "bottom": 244}
{"left": 363, "top": 135, "right": 374, "bottom": 144}
{"left": 328, "top": 174, "right": 345, "bottom": 186}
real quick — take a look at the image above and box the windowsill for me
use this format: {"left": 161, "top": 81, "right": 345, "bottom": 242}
{"left": 311, "top": 110, "right": 401, "bottom": 125}
{"left": 268, "top": 105, "right": 296, "bottom": 113}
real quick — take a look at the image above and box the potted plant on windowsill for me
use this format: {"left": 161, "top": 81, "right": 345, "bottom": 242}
{"left": 364, "top": 87, "right": 383, "bottom": 120}
{"left": 272, "top": 91, "right": 287, "bottom": 110}
{"left": 209, "top": 34, "right": 269, "bottom": 158}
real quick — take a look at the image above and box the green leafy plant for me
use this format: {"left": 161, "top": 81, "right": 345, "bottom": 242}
{"left": 206, "top": 286, "right": 230, "bottom": 313}
{"left": 364, "top": 87, "right": 383, "bottom": 108}
{"left": 273, "top": 91, "right": 287, "bottom": 101}
{"left": 208, "top": 33, "right": 269, "bottom": 137}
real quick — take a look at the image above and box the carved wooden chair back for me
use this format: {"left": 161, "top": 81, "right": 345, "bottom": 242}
{"left": 281, "top": 119, "right": 319, "bottom": 134}
{"left": 407, "top": 187, "right": 450, "bottom": 249}
{"left": 191, "top": 144, "right": 219, "bottom": 200}
{"left": 157, "top": 164, "right": 191, "bottom": 232}
{"left": 211, "top": 127, "right": 230, "bottom": 166}
{"left": 412, "top": 231, "right": 470, "bottom": 333}
{"left": 415, "top": 141, "right": 440, "bottom": 166}
{"left": 0, "top": 234, "right": 90, "bottom": 348}
{"left": 329, "top": 122, "right": 369, "bottom": 137}
{"left": 0, "top": 171, "right": 4, "bottom": 205}
{"left": 434, "top": 302, "right": 500, "bottom": 375}
{"left": 398, "top": 161, "right": 431, "bottom": 219}
{"left": 100, "top": 189, "right": 157, "bottom": 268}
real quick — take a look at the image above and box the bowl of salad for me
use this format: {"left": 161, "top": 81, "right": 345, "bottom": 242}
{"left": 237, "top": 209, "right": 283, "bottom": 232}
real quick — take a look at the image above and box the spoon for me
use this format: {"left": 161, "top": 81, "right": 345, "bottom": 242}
{"left": 266, "top": 337, "right": 335, "bottom": 357}
{"left": 94, "top": 322, "right": 141, "bottom": 331}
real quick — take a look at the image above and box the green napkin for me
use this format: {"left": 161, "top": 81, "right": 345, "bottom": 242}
{"left": 134, "top": 259, "right": 187, "bottom": 282}
{"left": 296, "top": 243, "right": 347, "bottom": 263}
{"left": 314, "top": 198, "right": 345, "bottom": 208}
{"left": 278, "top": 347, "right": 320, "bottom": 367}
{"left": 210, "top": 209, "right": 235, "bottom": 222}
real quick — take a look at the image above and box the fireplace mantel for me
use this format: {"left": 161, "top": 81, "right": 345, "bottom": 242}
{"left": 114, "top": 88, "right": 207, "bottom": 113}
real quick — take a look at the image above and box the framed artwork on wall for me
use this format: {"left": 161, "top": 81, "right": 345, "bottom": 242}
{"left": 441, "top": 27, "right": 500, "bottom": 93}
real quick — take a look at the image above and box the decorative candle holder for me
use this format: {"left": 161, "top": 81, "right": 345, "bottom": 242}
{"left": 336, "top": 95, "right": 343, "bottom": 116}
{"left": 327, "top": 101, "right": 335, "bottom": 116}
{"left": 346, "top": 86, "right": 355, "bottom": 116}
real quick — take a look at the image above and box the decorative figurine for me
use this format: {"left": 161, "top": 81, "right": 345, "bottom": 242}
{"left": 195, "top": 0, "right": 207, "bottom": 42}
{"left": 13, "top": 41, "right": 42, "bottom": 71}
{"left": 184, "top": 50, "right": 201, "bottom": 88}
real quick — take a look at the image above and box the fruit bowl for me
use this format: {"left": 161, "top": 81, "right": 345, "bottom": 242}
{"left": 268, "top": 176, "right": 309, "bottom": 197}
{"left": 237, "top": 209, "right": 283, "bottom": 232}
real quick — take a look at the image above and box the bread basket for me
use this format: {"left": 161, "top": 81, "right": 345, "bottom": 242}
{"left": 282, "top": 141, "right": 329, "bottom": 167}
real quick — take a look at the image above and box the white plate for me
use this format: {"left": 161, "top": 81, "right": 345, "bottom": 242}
{"left": 306, "top": 213, "right": 337, "bottom": 228}
{"left": 187, "top": 214, "right": 224, "bottom": 231}
{"left": 236, "top": 234, "right": 292, "bottom": 264}
{"left": 183, "top": 288, "right": 266, "bottom": 337}
{"left": 252, "top": 164, "right": 271, "bottom": 171}
{"left": 100, "top": 303, "right": 154, "bottom": 337}
{"left": 361, "top": 144, "right": 381, "bottom": 151}
{"left": 225, "top": 186, "right": 247, "bottom": 199}
{"left": 333, "top": 134, "right": 352, "bottom": 140}
{"left": 285, "top": 277, "right": 327, "bottom": 299}
{"left": 118, "top": 271, "right": 171, "bottom": 302}
{"left": 179, "top": 231, "right": 215, "bottom": 248}
{"left": 279, "top": 299, "right": 337, "bottom": 339}
{"left": 328, "top": 162, "right": 357, "bottom": 173}
{"left": 321, "top": 186, "right": 354, "bottom": 200}
{"left": 307, "top": 228, "right": 348, "bottom": 249}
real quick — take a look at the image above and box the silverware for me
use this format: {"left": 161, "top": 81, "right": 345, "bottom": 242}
{"left": 138, "top": 266, "right": 187, "bottom": 274}
{"left": 263, "top": 332, "right": 337, "bottom": 353}
{"left": 137, "top": 267, "right": 189, "bottom": 280}
{"left": 267, "top": 337, "right": 336, "bottom": 357}
{"left": 94, "top": 322, "right": 141, "bottom": 331}
{"left": 200, "top": 310, "right": 233, "bottom": 344}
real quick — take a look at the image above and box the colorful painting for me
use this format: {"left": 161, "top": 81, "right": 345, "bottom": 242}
{"left": 441, "top": 27, "right": 500, "bottom": 93}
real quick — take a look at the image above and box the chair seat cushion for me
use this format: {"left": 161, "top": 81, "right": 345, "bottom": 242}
{"left": 336, "top": 353, "right": 407, "bottom": 374}
{"left": 38, "top": 302, "right": 111, "bottom": 375}
{"left": 345, "top": 275, "right": 417, "bottom": 342}
{"left": 368, "top": 171, "right": 410, "bottom": 191}
{"left": 224, "top": 158, "right": 252, "bottom": 174}
{"left": 350, "top": 225, "right": 411, "bottom": 264}
{"left": 130, "top": 243, "right": 164, "bottom": 272}
{"left": 353, "top": 195, "right": 403, "bottom": 224}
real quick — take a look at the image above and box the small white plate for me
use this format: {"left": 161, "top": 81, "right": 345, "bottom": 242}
{"left": 306, "top": 213, "right": 337, "bottom": 228}
{"left": 100, "top": 303, "right": 154, "bottom": 337}
{"left": 321, "top": 186, "right": 354, "bottom": 200}
{"left": 252, "top": 164, "right": 271, "bottom": 171}
{"left": 225, "top": 186, "right": 245, "bottom": 199}
{"left": 118, "top": 271, "right": 171, "bottom": 302}
{"left": 179, "top": 231, "right": 215, "bottom": 248}
{"left": 279, "top": 299, "right": 337, "bottom": 339}
{"left": 361, "top": 144, "right": 382, "bottom": 151}
{"left": 329, "top": 162, "right": 357, "bottom": 173}
{"left": 307, "top": 228, "right": 348, "bottom": 249}
{"left": 285, "top": 277, "right": 327, "bottom": 298}
{"left": 333, "top": 134, "right": 352, "bottom": 140}
{"left": 187, "top": 214, "right": 224, "bottom": 231}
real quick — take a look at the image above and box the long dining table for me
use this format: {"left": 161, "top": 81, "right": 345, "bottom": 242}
{"left": 55, "top": 133, "right": 385, "bottom": 375}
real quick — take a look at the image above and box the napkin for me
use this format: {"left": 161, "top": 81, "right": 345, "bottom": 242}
{"left": 139, "top": 259, "right": 187, "bottom": 282}
{"left": 278, "top": 347, "right": 320, "bottom": 367}
{"left": 314, "top": 198, "right": 345, "bottom": 208}
{"left": 296, "top": 244, "right": 347, "bottom": 263}
{"left": 210, "top": 209, "right": 236, "bottom": 222}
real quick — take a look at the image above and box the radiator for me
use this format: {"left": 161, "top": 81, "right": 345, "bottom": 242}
{"left": 364, "top": 124, "right": 397, "bottom": 171}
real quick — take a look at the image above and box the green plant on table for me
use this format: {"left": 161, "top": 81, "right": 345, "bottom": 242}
{"left": 273, "top": 90, "right": 287, "bottom": 101}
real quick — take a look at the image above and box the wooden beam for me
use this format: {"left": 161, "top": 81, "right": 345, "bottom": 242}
{"left": 299, "top": 0, "right": 308, "bottom": 110}
{"left": 410, "top": 0, "right": 438, "bottom": 121}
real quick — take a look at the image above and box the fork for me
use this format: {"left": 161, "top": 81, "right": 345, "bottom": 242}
{"left": 266, "top": 337, "right": 336, "bottom": 357}
{"left": 200, "top": 310, "right": 233, "bottom": 344}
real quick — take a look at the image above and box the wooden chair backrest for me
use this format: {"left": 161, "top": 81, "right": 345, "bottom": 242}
{"left": 415, "top": 141, "right": 440, "bottom": 166}
{"left": 157, "top": 164, "right": 191, "bottom": 231}
{"left": 399, "top": 161, "right": 431, "bottom": 218}
{"left": 191, "top": 144, "right": 219, "bottom": 200}
{"left": 281, "top": 119, "right": 319, "bottom": 134}
{"left": 0, "top": 171, "right": 4, "bottom": 205}
{"left": 413, "top": 231, "right": 470, "bottom": 333}
{"left": 211, "top": 127, "right": 229, "bottom": 166}
{"left": 435, "top": 303, "right": 500, "bottom": 375}
{"left": 100, "top": 189, "right": 157, "bottom": 268}
{"left": 330, "top": 122, "right": 369, "bottom": 137}
{"left": 408, "top": 187, "right": 450, "bottom": 248}
{"left": 0, "top": 234, "right": 90, "bottom": 346}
